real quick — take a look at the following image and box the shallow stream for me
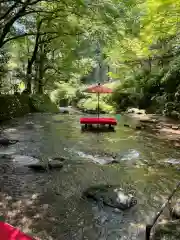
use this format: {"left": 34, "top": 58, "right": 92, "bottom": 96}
{"left": 0, "top": 112, "right": 180, "bottom": 239}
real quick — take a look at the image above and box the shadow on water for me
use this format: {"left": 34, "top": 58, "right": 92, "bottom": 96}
{"left": 1, "top": 113, "right": 180, "bottom": 239}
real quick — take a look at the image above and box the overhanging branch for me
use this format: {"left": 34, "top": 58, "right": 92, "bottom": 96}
{"left": 3, "top": 28, "right": 88, "bottom": 45}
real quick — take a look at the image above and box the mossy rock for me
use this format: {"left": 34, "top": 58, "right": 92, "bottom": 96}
{"left": 0, "top": 94, "right": 30, "bottom": 121}
{"left": 0, "top": 94, "right": 59, "bottom": 122}
{"left": 83, "top": 185, "right": 137, "bottom": 210}
{"left": 30, "top": 94, "right": 59, "bottom": 113}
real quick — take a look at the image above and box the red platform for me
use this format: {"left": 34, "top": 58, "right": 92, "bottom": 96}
{"left": 80, "top": 117, "right": 117, "bottom": 125}
{"left": 0, "top": 221, "right": 35, "bottom": 240}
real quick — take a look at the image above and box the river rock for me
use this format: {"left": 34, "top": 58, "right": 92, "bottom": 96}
{"left": 0, "top": 138, "right": 18, "bottom": 146}
{"left": 59, "top": 107, "right": 69, "bottom": 114}
{"left": 83, "top": 185, "right": 137, "bottom": 210}
{"left": 172, "top": 125, "right": 179, "bottom": 130}
{"left": 163, "top": 158, "right": 180, "bottom": 166}
{"left": 27, "top": 163, "right": 49, "bottom": 171}
{"left": 136, "top": 125, "right": 142, "bottom": 130}
{"left": 51, "top": 156, "right": 67, "bottom": 162}
{"left": 171, "top": 199, "right": 180, "bottom": 219}
{"left": 53, "top": 120, "right": 64, "bottom": 123}
{"left": 12, "top": 155, "right": 64, "bottom": 171}
{"left": 140, "top": 118, "right": 157, "bottom": 124}
{"left": 75, "top": 150, "right": 117, "bottom": 165}
{"left": 127, "top": 108, "right": 146, "bottom": 115}
{"left": 48, "top": 160, "right": 64, "bottom": 168}
{"left": 152, "top": 220, "right": 180, "bottom": 240}
{"left": 27, "top": 160, "right": 63, "bottom": 171}
{"left": 118, "top": 149, "right": 140, "bottom": 162}
{"left": 124, "top": 124, "right": 130, "bottom": 127}
{"left": 12, "top": 155, "right": 39, "bottom": 166}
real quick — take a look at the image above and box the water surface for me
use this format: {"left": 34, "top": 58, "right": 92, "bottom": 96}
{"left": 0, "top": 112, "right": 180, "bottom": 240}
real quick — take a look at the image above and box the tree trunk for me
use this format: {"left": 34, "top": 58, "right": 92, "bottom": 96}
{"left": 107, "top": 65, "right": 110, "bottom": 81}
{"left": 38, "top": 55, "right": 44, "bottom": 94}
{"left": 148, "top": 56, "right": 152, "bottom": 73}
{"left": 25, "top": 20, "right": 42, "bottom": 93}
{"left": 37, "top": 42, "right": 46, "bottom": 94}
{"left": 26, "top": 59, "right": 32, "bottom": 93}
{"left": 38, "top": 79, "right": 44, "bottom": 94}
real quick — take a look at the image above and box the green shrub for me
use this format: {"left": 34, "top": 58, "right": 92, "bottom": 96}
{"left": 112, "top": 88, "right": 142, "bottom": 111}
{"left": 0, "top": 94, "right": 30, "bottom": 121}
{"left": 77, "top": 96, "right": 115, "bottom": 113}
{"left": 50, "top": 83, "right": 77, "bottom": 106}
{"left": 30, "top": 94, "right": 59, "bottom": 113}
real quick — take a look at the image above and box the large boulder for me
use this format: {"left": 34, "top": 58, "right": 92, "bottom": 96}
{"left": 83, "top": 185, "right": 137, "bottom": 210}
{"left": 152, "top": 220, "right": 180, "bottom": 240}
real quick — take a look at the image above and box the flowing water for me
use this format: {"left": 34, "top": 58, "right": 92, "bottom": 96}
{"left": 0, "top": 112, "right": 180, "bottom": 240}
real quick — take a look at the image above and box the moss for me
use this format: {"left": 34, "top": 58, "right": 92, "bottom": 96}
{"left": 0, "top": 94, "right": 59, "bottom": 122}
{"left": 30, "top": 94, "right": 59, "bottom": 113}
{"left": 0, "top": 94, "right": 31, "bottom": 121}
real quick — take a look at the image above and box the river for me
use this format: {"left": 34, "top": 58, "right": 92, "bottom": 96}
{"left": 0, "top": 112, "right": 180, "bottom": 240}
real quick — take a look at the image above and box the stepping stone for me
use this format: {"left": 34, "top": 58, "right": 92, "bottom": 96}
{"left": 83, "top": 185, "right": 137, "bottom": 210}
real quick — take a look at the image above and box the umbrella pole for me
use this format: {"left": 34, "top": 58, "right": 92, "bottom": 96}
{"left": 97, "top": 92, "right": 100, "bottom": 129}
{"left": 97, "top": 92, "right": 100, "bottom": 119}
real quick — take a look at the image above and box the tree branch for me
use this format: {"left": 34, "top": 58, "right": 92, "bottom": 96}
{"left": 0, "top": 0, "right": 49, "bottom": 48}
{"left": 3, "top": 28, "right": 88, "bottom": 45}
{"left": 2, "top": 31, "right": 59, "bottom": 45}
{"left": 0, "top": 0, "right": 31, "bottom": 48}
{"left": 0, "top": 1, "right": 19, "bottom": 21}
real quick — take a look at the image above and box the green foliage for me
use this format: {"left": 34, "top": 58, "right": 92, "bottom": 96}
{"left": 0, "top": 93, "right": 59, "bottom": 121}
{"left": 0, "top": 48, "right": 10, "bottom": 92}
{"left": 30, "top": 94, "right": 59, "bottom": 113}
{"left": 112, "top": 88, "right": 142, "bottom": 111}
{"left": 77, "top": 94, "right": 115, "bottom": 113}
{"left": 50, "top": 82, "right": 78, "bottom": 106}
{"left": 0, "top": 95, "right": 30, "bottom": 121}
{"left": 1, "top": 0, "right": 180, "bottom": 119}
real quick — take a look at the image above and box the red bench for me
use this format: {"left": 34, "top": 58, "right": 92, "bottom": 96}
{"left": 80, "top": 117, "right": 117, "bottom": 126}
{"left": 0, "top": 221, "right": 35, "bottom": 240}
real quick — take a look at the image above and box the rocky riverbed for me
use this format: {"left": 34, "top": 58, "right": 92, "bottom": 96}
{"left": 124, "top": 108, "right": 180, "bottom": 147}
{"left": 1, "top": 112, "right": 180, "bottom": 239}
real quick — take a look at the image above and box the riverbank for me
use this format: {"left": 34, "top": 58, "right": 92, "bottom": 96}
{"left": 124, "top": 108, "right": 180, "bottom": 147}
{"left": 0, "top": 94, "right": 59, "bottom": 121}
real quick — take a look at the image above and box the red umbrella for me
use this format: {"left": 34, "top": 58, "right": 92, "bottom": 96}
{"left": 83, "top": 83, "right": 113, "bottom": 118}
